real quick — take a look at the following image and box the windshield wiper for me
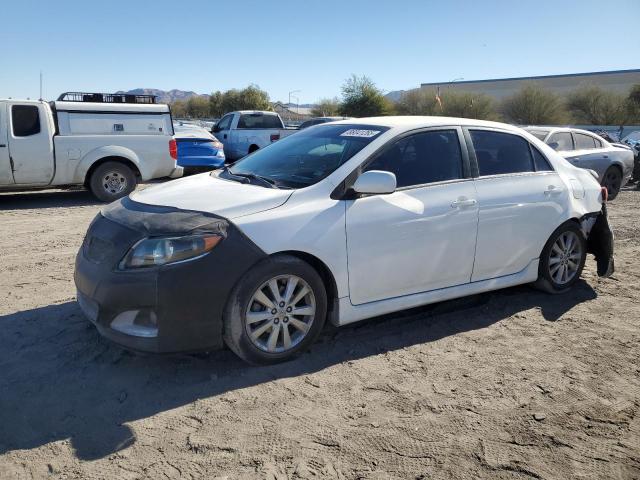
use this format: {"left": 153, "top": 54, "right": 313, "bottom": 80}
{"left": 228, "top": 170, "right": 284, "bottom": 189}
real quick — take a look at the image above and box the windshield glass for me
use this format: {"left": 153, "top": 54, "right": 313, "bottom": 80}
{"left": 226, "top": 124, "right": 388, "bottom": 188}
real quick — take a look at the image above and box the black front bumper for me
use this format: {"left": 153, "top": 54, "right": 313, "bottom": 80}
{"left": 74, "top": 199, "right": 266, "bottom": 353}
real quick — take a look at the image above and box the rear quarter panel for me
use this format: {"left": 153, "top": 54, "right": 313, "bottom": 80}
{"left": 52, "top": 135, "right": 176, "bottom": 185}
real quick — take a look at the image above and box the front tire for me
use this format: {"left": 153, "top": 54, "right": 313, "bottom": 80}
{"left": 602, "top": 166, "right": 622, "bottom": 200}
{"left": 223, "top": 255, "right": 327, "bottom": 365}
{"left": 534, "top": 222, "right": 587, "bottom": 294}
{"left": 89, "top": 161, "right": 137, "bottom": 202}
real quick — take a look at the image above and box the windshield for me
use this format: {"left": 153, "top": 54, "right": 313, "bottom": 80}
{"left": 225, "top": 124, "right": 388, "bottom": 188}
{"left": 525, "top": 129, "right": 550, "bottom": 141}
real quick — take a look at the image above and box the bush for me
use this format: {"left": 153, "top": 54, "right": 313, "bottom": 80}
{"left": 566, "top": 85, "right": 628, "bottom": 125}
{"left": 209, "top": 85, "right": 272, "bottom": 117}
{"left": 311, "top": 98, "right": 341, "bottom": 117}
{"left": 501, "top": 84, "right": 567, "bottom": 125}
{"left": 340, "top": 75, "right": 393, "bottom": 117}
{"left": 395, "top": 88, "right": 498, "bottom": 120}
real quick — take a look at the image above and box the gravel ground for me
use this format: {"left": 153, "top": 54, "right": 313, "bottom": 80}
{"left": 0, "top": 185, "right": 639, "bottom": 480}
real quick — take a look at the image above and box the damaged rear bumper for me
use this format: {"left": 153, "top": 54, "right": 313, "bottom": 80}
{"left": 586, "top": 204, "right": 615, "bottom": 278}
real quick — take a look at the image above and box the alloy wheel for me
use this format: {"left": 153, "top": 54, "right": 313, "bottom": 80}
{"left": 548, "top": 231, "right": 582, "bottom": 285}
{"left": 244, "top": 275, "right": 316, "bottom": 353}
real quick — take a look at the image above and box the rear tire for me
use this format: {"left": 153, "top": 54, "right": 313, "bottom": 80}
{"left": 248, "top": 145, "right": 259, "bottom": 154}
{"left": 223, "top": 255, "right": 327, "bottom": 365}
{"left": 89, "top": 161, "right": 137, "bottom": 202}
{"left": 602, "top": 166, "right": 622, "bottom": 200}
{"left": 534, "top": 222, "right": 587, "bottom": 294}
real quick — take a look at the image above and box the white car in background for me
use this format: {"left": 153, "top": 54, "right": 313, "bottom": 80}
{"left": 525, "top": 127, "right": 634, "bottom": 199}
{"left": 76, "top": 117, "right": 614, "bottom": 364}
{"left": 0, "top": 92, "right": 182, "bottom": 202}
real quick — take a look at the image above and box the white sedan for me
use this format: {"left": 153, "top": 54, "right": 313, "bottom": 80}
{"left": 75, "top": 117, "right": 614, "bottom": 364}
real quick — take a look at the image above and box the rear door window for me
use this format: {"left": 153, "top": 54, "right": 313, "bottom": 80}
{"left": 364, "top": 130, "right": 463, "bottom": 188}
{"left": 470, "top": 130, "right": 534, "bottom": 176}
{"left": 237, "top": 114, "right": 282, "bottom": 129}
{"left": 532, "top": 147, "right": 553, "bottom": 172}
{"left": 11, "top": 105, "right": 41, "bottom": 137}
{"left": 574, "top": 133, "right": 597, "bottom": 150}
{"left": 547, "top": 132, "right": 574, "bottom": 151}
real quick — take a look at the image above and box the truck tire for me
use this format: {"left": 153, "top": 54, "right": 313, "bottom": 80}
{"left": 248, "top": 144, "right": 259, "bottom": 154}
{"left": 222, "top": 255, "right": 327, "bottom": 365}
{"left": 89, "top": 161, "right": 137, "bottom": 202}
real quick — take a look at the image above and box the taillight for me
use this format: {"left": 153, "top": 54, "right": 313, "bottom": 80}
{"left": 270, "top": 134, "right": 280, "bottom": 142}
{"left": 601, "top": 186, "right": 608, "bottom": 203}
{"left": 169, "top": 139, "right": 178, "bottom": 160}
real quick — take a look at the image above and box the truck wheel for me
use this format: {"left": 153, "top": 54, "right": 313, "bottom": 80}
{"left": 89, "top": 161, "right": 137, "bottom": 202}
{"left": 248, "top": 145, "right": 259, "bottom": 154}
{"left": 223, "top": 255, "right": 327, "bottom": 365}
{"left": 534, "top": 222, "right": 586, "bottom": 294}
{"left": 602, "top": 166, "right": 622, "bottom": 200}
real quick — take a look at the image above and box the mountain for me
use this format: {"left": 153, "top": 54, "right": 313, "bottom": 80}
{"left": 116, "top": 88, "right": 208, "bottom": 104}
{"left": 385, "top": 90, "right": 406, "bottom": 102}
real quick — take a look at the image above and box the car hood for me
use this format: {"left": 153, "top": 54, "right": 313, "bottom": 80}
{"left": 130, "top": 173, "right": 293, "bottom": 219}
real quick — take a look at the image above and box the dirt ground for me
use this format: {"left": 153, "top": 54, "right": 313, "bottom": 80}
{"left": 0, "top": 185, "right": 639, "bottom": 480}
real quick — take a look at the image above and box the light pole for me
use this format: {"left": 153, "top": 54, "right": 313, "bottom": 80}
{"left": 288, "top": 90, "right": 301, "bottom": 119}
{"left": 448, "top": 77, "right": 464, "bottom": 89}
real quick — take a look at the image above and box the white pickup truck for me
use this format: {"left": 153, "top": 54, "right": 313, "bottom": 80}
{"left": 0, "top": 92, "right": 183, "bottom": 201}
{"left": 211, "top": 110, "right": 297, "bottom": 161}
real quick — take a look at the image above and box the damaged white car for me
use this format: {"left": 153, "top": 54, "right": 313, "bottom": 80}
{"left": 75, "top": 117, "right": 614, "bottom": 364}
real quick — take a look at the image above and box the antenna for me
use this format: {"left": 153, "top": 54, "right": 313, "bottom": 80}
{"left": 39, "top": 71, "right": 43, "bottom": 101}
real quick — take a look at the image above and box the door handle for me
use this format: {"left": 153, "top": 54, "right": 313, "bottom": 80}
{"left": 451, "top": 197, "right": 477, "bottom": 208}
{"left": 603, "top": 155, "right": 609, "bottom": 159}
{"left": 223, "top": 134, "right": 227, "bottom": 139}
{"left": 0, "top": 144, "right": 6, "bottom": 147}
{"left": 544, "top": 185, "right": 562, "bottom": 195}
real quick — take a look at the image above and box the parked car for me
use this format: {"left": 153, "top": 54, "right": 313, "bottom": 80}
{"left": 75, "top": 117, "right": 614, "bottom": 364}
{"left": 173, "top": 125, "right": 225, "bottom": 174}
{"left": 211, "top": 110, "right": 296, "bottom": 161}
{"left": 0, "top": 92, "right": 182, "bottom": 201}
{"left": 524, "top": 127, "right": 634, "bottom": 199}
{"left": 299, "top": 116, "right": 351, "bottom": 129}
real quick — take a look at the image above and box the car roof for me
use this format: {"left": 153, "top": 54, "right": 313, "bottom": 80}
{"left": 232, "top": 110, "right": 279, "bottom": 115}
{"left": 329, "top": 116, "right": 524, "bottom": 133}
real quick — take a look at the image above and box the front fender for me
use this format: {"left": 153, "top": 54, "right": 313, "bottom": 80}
{"left": 74, "top": 146, "right": 147, "bottom": 184}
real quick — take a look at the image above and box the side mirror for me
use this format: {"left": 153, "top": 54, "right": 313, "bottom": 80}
{"left": 211, "top": 126, "right": 221, "bottom": 133}
{"left": 548, "top": 141, "right": 560, "bottom": 151}
{"left": 352, "top": 170, "right": 396, "bottom": 195}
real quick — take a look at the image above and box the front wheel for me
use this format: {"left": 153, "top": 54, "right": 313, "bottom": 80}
{"left": 602, "top": 166, "right": 622, "bottom": 200}
{"left": 534, "top": 223, "right": 587, "bottom": 294}
{"left": 223, "top": 255, "right": 327, "bottom": 365}
{"left": 89, "top": 161, "right": 137, "bottom": 202}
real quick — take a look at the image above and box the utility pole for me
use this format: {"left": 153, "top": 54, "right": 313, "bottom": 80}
{"left": 39, "top": 71, "right": 43, "bottom": 101}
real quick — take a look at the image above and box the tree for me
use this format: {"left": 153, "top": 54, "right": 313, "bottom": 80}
{"left": 311, "top": 97, "right": 341, "bottom": 117}
{"left": 171, "top": 100, "right": 188, "bottom": 118}
{"left": 186, "top": 96, "right": 211, "bottom": 118}
{"left": 566, "top": 85, "right": 627, "bottom": 125}
{"left": 340, "top": 75, "right": 392, "bottom": 117}
{"left": 501, "top": 84, "right": 567, "bottom": 124}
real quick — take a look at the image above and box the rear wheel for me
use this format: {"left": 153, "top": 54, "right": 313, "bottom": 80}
{"left": 89, "top": 161, "right": 137, "bottom": 202}
{"left": 223, "top": 255, "right": 327, "bottom": 365}
{"left": 602, "top": 166, "right": 622, "bottom": 200}
{"left": 534, "top": 223, "right": 587, "bottom": 294}
{"left": 248, "top": 144, "right": 259, "bottom": 154}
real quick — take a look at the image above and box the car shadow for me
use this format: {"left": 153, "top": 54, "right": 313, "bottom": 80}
{"left": 0, "top": 189, "right": 101, "bottom": 210}
{"left": 0, "top": 280, "right": 596, "bottom": 461}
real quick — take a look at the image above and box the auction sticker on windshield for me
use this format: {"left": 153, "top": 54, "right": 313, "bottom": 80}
{"left": 340, "top": 129, "right": 381, "bottom": 138}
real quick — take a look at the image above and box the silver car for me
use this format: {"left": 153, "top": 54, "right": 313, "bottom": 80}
{"left": 525, "top": 127, "right": 635, "bottom": 199}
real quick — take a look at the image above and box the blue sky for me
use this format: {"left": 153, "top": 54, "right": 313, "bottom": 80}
{"left": 1, "top": 0, "right": 638, "bottom": 104}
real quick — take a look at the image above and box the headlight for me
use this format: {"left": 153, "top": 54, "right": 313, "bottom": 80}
{"left": 119, "top": 234, "right": 222, "bottom": 270}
